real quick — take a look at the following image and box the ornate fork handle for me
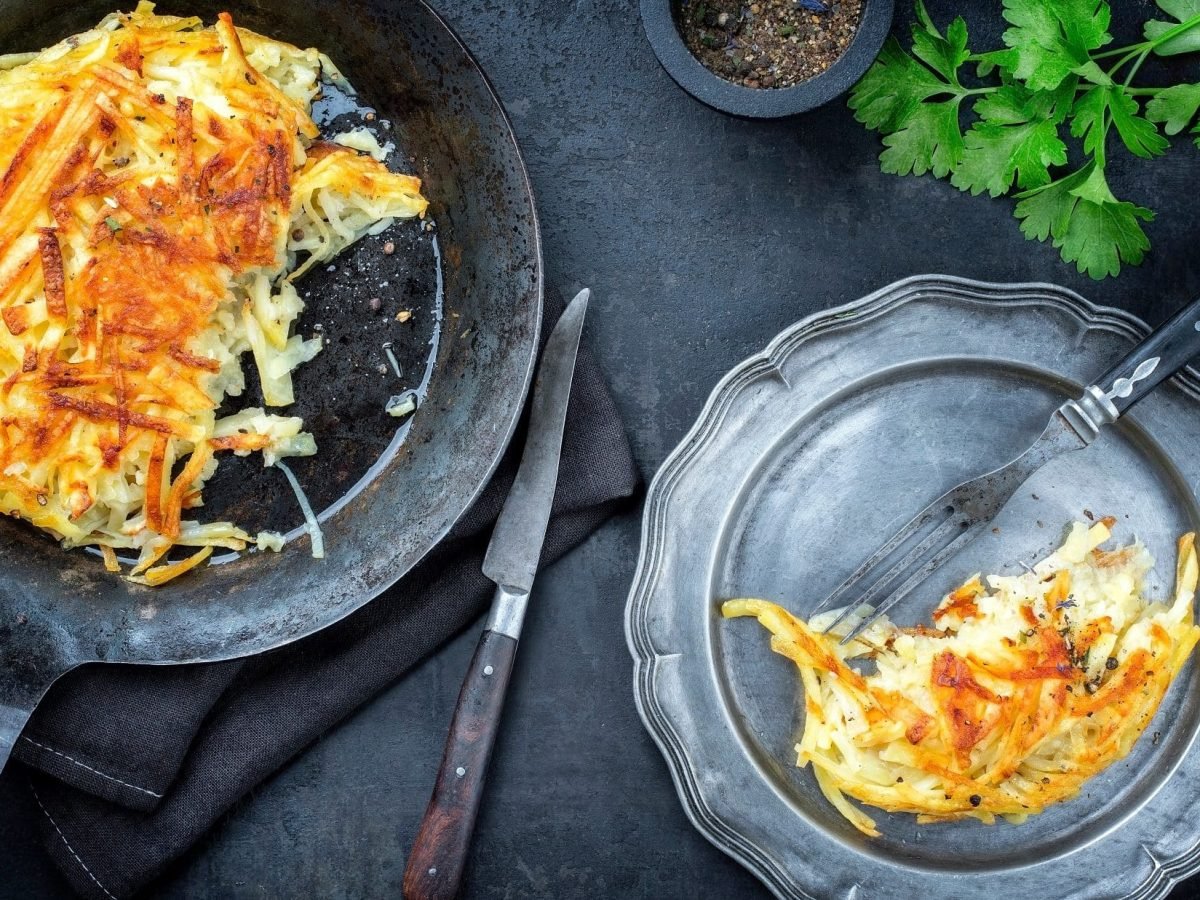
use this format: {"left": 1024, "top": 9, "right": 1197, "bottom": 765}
{"left": 1059, "top": 299, "right": 1200, "bottom": 445}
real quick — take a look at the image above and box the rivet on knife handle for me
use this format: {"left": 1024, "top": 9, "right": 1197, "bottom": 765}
{"left": 402, "top": 628, "right": 517, "bottom": 900}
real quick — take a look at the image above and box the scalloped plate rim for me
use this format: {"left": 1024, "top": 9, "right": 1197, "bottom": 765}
{"left": 625, "top": 273, "right": 1200, "bottom": 900}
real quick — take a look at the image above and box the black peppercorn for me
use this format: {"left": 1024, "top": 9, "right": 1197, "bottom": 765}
{"left": 969, "top": 794, "right": 981, "bottom": 807}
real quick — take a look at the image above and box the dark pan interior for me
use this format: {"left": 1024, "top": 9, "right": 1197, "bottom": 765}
{"left": 0, "top": 0, "right": 542, "bottom": 674}
{"left": 200, "top": 82, "right": 444, "bottom": 541}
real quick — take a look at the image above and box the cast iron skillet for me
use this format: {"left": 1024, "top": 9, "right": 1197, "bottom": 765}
{"left": 0, "top": 0, "right": 542, "bottom": 768}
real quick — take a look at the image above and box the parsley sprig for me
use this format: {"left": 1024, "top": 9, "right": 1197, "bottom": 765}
{"left": 849, "top": 0, "right": 1200, "bottom": 279}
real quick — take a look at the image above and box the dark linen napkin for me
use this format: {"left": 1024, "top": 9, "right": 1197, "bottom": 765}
{"left": 11, "top": 300, "right": 640, "bottom": 900}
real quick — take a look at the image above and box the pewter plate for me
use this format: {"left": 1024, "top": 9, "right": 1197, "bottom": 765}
{"left": 626, "top": 276, "right": 1200, "bottom": 900}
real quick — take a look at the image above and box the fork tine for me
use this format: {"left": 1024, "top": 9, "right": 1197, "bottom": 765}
{"left": 811, "top": 499, "right": 950, "bottom": 619}
{"left": 839, "top": 523, "right": 982, "bottom": 645}
{"left": 816, "top": 501, "right": 955, "bottom": 633}
{"left": 812, "top": 410, "right": 1084, "bottom": 644}
{"left": 847, "top": 516, "right": 962, "bottom": 610}
{"left": 820, "top": 513, "right": 960, "bottom": 633}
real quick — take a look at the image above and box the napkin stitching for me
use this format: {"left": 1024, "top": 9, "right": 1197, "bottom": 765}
{"left": 20, "top": 736, "right": 164, "bottom": 798}
{"left": 21, "top": 734, "right": 164, "bottom": 801}
{"left": 30, "top": 781, "right": 118, "bottom": 900}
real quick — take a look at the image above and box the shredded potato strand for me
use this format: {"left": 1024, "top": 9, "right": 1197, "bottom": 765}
{"left": 0, "top": 3, "right": 428, "bottom": 582}
{"left": 723, "top": 522, "right": 1200, "bottom": 836}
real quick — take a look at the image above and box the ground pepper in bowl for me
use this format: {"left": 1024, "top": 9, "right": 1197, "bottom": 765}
{"left": 677, "top": 0, "right": 863, "bottom": 89}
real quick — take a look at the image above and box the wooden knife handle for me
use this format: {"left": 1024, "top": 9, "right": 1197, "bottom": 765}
{"left": 403, "top": 628, "right": 517, "bottom": 899}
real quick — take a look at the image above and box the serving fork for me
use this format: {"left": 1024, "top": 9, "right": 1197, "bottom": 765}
{"left": 812, "top": 294, "right": 1200, "bottom": 644}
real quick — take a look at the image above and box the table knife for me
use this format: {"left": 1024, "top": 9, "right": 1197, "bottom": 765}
{"left": 402, "top": 288, "right": 589, "bottom": 900}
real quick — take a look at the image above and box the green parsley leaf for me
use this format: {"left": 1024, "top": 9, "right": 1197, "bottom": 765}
{"left": 1047, "top": 76, "right": 1082, "bottom": 125}
{"left": 1071, "top": 86, "right": 1169, "bottom": 159}
{"left": 847, "top": 38, "right": 951, "bottom": 133}
{"left": 952, "top": 120, "right": 1067, "bottom": 197}
{"left": 1069, "top": 86, "right": 1109, "bottom": 156}
{"left": 850, "top": 8, "right": 972, "bottom": 178}
{"left": 1072, "top": 60, "right": 1112, "bottom": 86}
{"left": 910, "top": 3, "right": 970, "bottom": 84}
{"left": 971, "top": 84, "right": 1036, "bottom": 125}
{"left": 1145, "top": 82, "right": 1200, "bottom": 144}
{"left": 1001, "top": 0, "right": 1112, "bottom": 91}
{"left": 1068, "top": 163, "right": 1120, "bottom": 204}
{"left": 1014, "top": 170, "right": 1087, "bottom": 244}
{"left": 1059, "top": 207, "right": 1153, "bottom": 281}
{"left": 975, "top": 80, "right": 1076, "bottom": 125}
{"left": 879, "top": 101, "right": 965, "bottom": 177}
{"left": 1107, "top": 90, "right": 1170, "bottom": 158}
{"left": 974, "top": 48, "right": 1018, "bottom": 79}
{"left": 1015, "top": 165, "right": 1152, "bottom": 279}
{"left": 951, "top": 86, "right": 1068, "bottom": 195}
{"left": 1145, "top": 0, "right": 1200, "bottom": 56}
{"left": 1052, "top": 0, "right": 1113, "bottom": 50}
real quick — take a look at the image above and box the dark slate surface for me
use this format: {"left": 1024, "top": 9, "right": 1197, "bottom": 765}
{"left": 3, "top": 0, "right": 1200, "bottom": 897}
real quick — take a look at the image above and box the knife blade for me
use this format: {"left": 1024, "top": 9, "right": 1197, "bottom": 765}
{"left": 483, "top": 288, "right": 590, "bottom": 598}
{"left": 403, "top": 288, "right": 589, "bottom": 900}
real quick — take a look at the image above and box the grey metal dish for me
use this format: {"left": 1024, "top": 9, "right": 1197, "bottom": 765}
{"left": 625, "top": 275, "right": 1200, "bottom": 900}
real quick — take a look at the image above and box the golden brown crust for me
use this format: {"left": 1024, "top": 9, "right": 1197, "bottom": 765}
{"left": 0, "top": 4, "right": 427, "bottom": 580}
{"left": 721, "top": 524, "right": 1200, "bottom": 836}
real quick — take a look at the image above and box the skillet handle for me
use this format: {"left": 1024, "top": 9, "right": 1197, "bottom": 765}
{"left": 403, "top": 627, "right": 517, "bottom": 900}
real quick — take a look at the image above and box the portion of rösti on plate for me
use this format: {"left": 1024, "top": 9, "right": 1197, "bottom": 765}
{"left": 724, "top": 519, "right": 1200, "bottom": 836}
